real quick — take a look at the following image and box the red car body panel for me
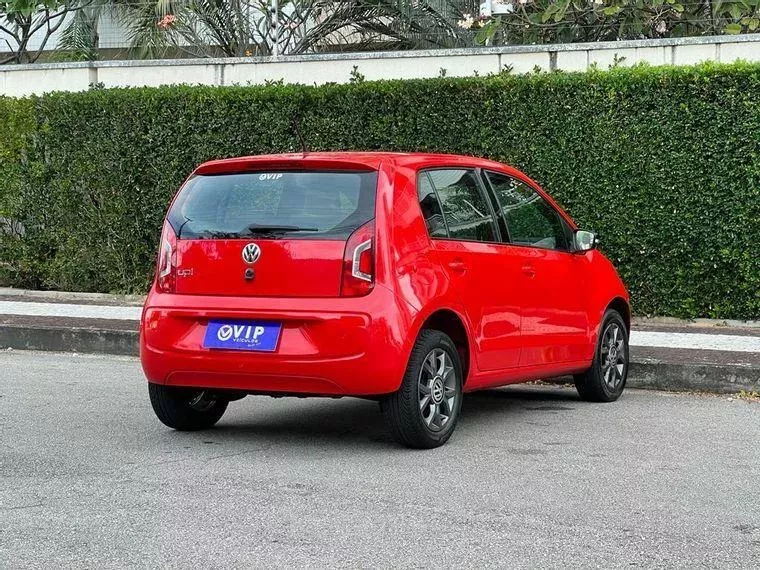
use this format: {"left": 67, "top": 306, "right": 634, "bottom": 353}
{"left": 430, "top": 239, "right": 523, "bottom": 371}
{"left": 141, "top": 152, "right": 629, "bottom": 396}
{"left": 175, "top": 239, "right": 345, "bottom": 297}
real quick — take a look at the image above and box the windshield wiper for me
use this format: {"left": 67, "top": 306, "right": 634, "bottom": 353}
{"left": 177, "top": 216, "right": 193, "bottom": 239}
{"left": 247, "top": 224, "right": 319, "bottom": 234}
{"left": 198, "top": 230, "right": 245, "bottom": 239}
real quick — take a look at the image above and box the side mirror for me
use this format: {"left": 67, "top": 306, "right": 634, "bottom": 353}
{"left": 574, "top": 230, "right": 599, "bottom": 252}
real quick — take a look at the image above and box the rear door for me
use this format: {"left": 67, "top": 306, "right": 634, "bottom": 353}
{"left": 418, "top": 169, "right": 522, "bottom": 370}
{"left": 167, "top": 169, "right": 377, "bottom": 297}
{"left": 483, "top": 170, "right": 589, "bottom": 366}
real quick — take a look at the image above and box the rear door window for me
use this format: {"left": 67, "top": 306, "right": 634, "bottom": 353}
{"left": 485, "top": 171, "right": 569, "bottom": 251}
{"left": 416, "top": 172, "right": 448, "bottom": 238}
{"left": 424, "top": 169, "right": 497, "bottom": 242}
{"left": 168, "top": 171, "right": 377, "bottom": 240}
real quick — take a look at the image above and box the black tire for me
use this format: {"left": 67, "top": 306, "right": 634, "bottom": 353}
{"left": 574, "top": 310, "right": 629, "bottom": 403}
{"left": 380, "top": 329, "right": 463, "bottom": 449}
{"left": 148, "top": 383, "right": 228, "bottom": 431}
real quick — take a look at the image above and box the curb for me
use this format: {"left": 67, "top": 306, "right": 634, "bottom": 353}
{"left": 0, "top": 324, "right": 138, "bottom": 357}
{"left": 627, "top": 361, "right": 758, "bottom": 394}
{"left": 0, "top": 288, "right": 146, "bottom": 306}
{"left": 2, "top": 324, "right": 758, "bottom": 394}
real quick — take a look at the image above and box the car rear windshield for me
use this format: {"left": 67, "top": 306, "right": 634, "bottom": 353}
{"left": 167, "top": 170, "right": 378, "bottom": 240}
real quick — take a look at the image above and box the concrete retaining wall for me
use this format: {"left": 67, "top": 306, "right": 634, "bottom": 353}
{"left": 3, "top": 35, "right": 760, "bottom": 97}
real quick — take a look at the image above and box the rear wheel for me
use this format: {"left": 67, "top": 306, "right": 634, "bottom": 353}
{"left": 148, "top": 383, "right": 228, "bottom": 431}
{"left": 380, "top": 330, "right": 463, "bottom": 449}
{"left": 574, "top": 310, "right": 629, "bottom": 402}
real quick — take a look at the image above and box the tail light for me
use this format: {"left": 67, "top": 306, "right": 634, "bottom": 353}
{"left": 341, "top": 220, "right": 375, "bottom": 297}
{"left": 156, "top": 222, "right": 177, "bottom": 293}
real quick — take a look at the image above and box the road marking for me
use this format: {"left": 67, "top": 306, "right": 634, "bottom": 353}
{"left": 0, "top": 301, "right": 141, "bottom": 321}
{"left": 1, "top": 301, "right": 759, "bottom": 353}
{"left": 629, "top": 331, "right": 760, "bottom": 353}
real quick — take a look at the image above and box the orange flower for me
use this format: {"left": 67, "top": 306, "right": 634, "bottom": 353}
{"left": 157, "top": 14, "right": 177, "bottom": 30}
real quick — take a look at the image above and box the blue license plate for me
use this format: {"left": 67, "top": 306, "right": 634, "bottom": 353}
{"left": 203, "top": 320, "right": 281, "bottom": 352}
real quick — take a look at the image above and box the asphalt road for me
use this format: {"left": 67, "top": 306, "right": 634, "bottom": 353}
{"left": 1, "top": 351, "right": 759, "bottom": 569}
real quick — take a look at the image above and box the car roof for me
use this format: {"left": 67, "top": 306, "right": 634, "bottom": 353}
{"left": 193, "top": 152, "right": 523, "bottom": 176}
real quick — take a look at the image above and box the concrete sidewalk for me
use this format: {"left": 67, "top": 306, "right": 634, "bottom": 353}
{"left": 1, "top": 288, "right": 758, "bottom": 394}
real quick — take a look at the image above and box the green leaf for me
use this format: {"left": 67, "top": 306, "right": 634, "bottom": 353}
{"left": 474, "top": 18, "right": 500, "bottom": 45}
{"left": 724, "top": 23, "right": 743, "bottom": 34}
{"left": 541, "top": 4, "right": 557, "bottom": 24}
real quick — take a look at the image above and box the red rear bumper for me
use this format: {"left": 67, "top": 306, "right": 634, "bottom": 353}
{"left": 140, "top": 285, "right": 413, "bottom": 396}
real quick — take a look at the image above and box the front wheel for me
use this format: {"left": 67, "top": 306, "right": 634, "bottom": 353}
{"left": 574, "top": 310, "right": 629, "bottom": 402}
{"left": 148, "top": 383, "right": 228, "bottom": 431}
{"left": 380, "top": 330, "right": 463, "bottom": 449}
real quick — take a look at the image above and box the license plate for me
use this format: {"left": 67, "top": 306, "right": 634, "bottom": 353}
{"left": 203, "top": 320, "right": 281, "bottom": 352}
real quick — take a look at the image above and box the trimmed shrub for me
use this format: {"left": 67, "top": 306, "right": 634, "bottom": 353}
{"left": 0, "top": 96, "right": 36, "bottom": 286}
{"left": 0, "top": 62, "right": 759, "bottom": 319}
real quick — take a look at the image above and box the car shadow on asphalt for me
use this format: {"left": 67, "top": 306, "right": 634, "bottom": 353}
{"left": 202, "top": 383, "right": 581, "bottom": 447}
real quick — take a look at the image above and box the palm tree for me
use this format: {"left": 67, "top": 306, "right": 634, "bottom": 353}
{"left": 56, "top": 0, "right": 474, "bottom": 60}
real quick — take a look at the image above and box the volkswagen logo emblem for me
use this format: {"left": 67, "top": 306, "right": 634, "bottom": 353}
{"left": 242, "top": 243, "right": 261, "bottom": 265}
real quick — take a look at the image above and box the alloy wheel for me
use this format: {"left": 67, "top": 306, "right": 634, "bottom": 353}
{"left": 600, "top": 323, "right": 626, "bottom": 390}
{"left": 418, "top": 348, "right": 458, "bottom": 432}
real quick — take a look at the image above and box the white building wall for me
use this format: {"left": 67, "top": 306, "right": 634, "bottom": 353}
{"left": 0, "top": 10, "right": 131, "bottom": 55}
{"left": 96, "top": 11, "right": 133, "bottom": 50}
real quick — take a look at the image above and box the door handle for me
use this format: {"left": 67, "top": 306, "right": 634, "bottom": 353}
{"left": 447, "top": 260, "right": 467, "bottom": 273}
{"left": 521, "top": 263, "right": 536, "bottom": 278}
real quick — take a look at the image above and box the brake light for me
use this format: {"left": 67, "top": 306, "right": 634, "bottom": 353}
{"left": 341, "top": 220, "right": 375, "bottom": 297}
{"left": 156, "top": 222, "right": 177, "bottom": 293}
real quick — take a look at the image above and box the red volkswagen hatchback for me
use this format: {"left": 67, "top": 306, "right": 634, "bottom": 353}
{"left": 141, "top": 152, "right": 630, "bottom": 448}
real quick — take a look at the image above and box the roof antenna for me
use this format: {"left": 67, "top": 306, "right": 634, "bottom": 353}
{"left": 292, "top": 113, "right": 309, "bottom": 157}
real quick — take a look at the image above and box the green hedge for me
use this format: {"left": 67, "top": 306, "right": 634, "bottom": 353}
{"left": 1, "top": 62, "right": 759, "bottom": 319}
